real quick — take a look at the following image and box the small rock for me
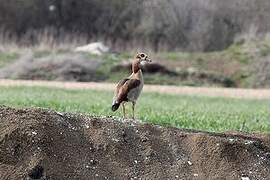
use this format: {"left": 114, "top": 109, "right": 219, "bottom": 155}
{"left": 71, "top": 127, "right": 76, "bottom": 130}
{"left": 244, "top": 140, "right": 254, "bottom": 145}
{"left": 75, "top": 42, "right": 109, "bottom": 55}
{"left": 112, "top": 138, "right": 120, "bottom": 142}
{"left": 56, "top": 112, "right": 64, "bottom": 117}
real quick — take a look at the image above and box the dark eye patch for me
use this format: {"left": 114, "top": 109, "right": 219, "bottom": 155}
{"left": 140, "top": 54, "right": 145, "bottom": 58}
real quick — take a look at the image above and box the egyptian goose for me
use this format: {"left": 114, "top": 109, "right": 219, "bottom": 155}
{"left": 112, "top": 53, "right": 151, "bottom": 119}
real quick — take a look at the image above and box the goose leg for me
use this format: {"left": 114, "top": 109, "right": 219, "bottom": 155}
{"left": 132, "top": 102, "right": 136, "bottom": 120}
{"left": 122, "top": 103, "right": 126, "bottom": 119}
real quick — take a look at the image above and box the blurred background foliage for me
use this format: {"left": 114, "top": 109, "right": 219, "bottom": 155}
{"left": 1, "top": 0, "right": 270, "bottom": 88}
{"left": 1, "top": 0, "right": 270, "bottom": 51}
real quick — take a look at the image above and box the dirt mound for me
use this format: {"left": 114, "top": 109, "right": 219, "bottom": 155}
{"left": 0, "top": 107, "right": 269, "bottom": 180}
{"left": 0, "top": 52, "right": 106, "bottom": 82}
{"left": 111, "top": 62, "right": 235, "bottom": 87}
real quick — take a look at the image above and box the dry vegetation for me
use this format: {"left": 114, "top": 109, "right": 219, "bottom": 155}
{"left": 1, "top": 0, "right": 270, "bottom": 51}
{"left": 0, "top": 52, "right": 106, "bottom": 81}
{"left": 1, "top": 36, "right": 270, "bottom": 88}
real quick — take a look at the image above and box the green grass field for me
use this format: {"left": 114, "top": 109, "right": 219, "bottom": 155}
{"left": 0, "top": 86, "right": 269, "bottom": 133}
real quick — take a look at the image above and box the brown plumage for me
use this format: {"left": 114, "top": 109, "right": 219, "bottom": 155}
{"left": 112, "top": 53, "right": 151, "bottom": 119}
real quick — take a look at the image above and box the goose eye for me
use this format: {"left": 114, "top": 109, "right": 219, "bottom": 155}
{"left": 140, "top": 54, "right": 145, "bottom": 58}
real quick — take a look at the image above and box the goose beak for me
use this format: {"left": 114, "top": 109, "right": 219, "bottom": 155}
{"left": 146, "top": 57, "right": 152, "bottom": 62}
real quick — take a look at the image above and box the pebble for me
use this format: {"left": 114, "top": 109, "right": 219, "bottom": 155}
{"left": 244, "top": 140, "right": 254, "bottom": 145}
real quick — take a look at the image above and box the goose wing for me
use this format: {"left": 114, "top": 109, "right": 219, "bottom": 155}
{"left": 113, "top": 78, "right": 141, "bottom": 103}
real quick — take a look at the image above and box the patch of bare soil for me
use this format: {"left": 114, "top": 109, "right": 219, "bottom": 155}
{"left": 0, "top": 107, "right": 269, "bottom": 180}
{"left": 1, "top": 79, "right": 270, "bottom": 100}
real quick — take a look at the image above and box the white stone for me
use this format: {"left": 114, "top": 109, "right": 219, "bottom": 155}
{"left": 75, "top": 42, "right": 110, "bottom": 55}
